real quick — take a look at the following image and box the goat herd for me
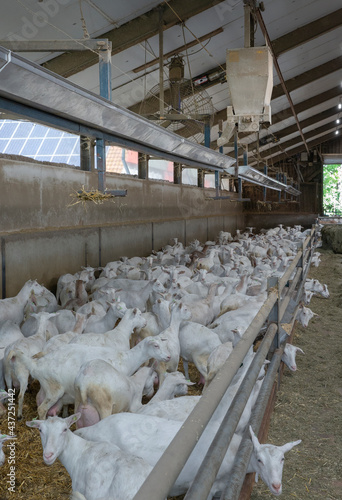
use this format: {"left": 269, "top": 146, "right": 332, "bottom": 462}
{"left": 0, "top": 224, "right": 328, "bottom": 499}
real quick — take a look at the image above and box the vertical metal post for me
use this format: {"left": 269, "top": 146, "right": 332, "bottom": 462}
{"left": 243, "top": 144, "right": 248, "bottom": 166}
{"left": 138, "top": 152, "right": 149, "bottom": 179}
{"left": 80, "top": 136, "right": 92, "bottom": 172}
{"left": 234, "top": 127, "right": 239, "bottom": 179}
{"left": 96, "top": 138, "right": 105, "bottom": 192}
{"left": 216, "top": 120, "right": 223, "bottom": 195}
{"left": 159, "top": 7, "right": 164, "bottom": 118}
{"left": 97, "top": 42, "right": 112, "bottom": 191}
{"left": 244, "top": 2, "right": 255, "bottom": 48}
{"left": 1, "top": 237, "right": 5, "bottom": 299}
{"left": 197, "top": 169, "right": 204, "bottom": 188}
{"left": 215, "top": 170, "right": 220, "bottom": 197}
{"left": 276, "top": 173, "right": 281, "bottom": 202}
{"left": 263, "top": 164, "right": 267, "bottom": 201}
{"left": 203, "top": 121, "right": 210, "bottom": 191}
{"left": 121, "top": 149, "right": 130, "bottom": 174}
{"left": 283, "top": 173, "right": 287, "bottom": 201}
{"left": 267, "top": 276, "right": 280, "bottom": 353}
{"left": 98, "top": 43, "right": 112, "bottom": 101}
{"left": 174, "top": 163, "right": 182, "bottom": 184}
{"left": 204, "top": 123, "right": 210, "bottom": 148}
{"left": 234, "top": 127, "right": 241, "bottom": 196}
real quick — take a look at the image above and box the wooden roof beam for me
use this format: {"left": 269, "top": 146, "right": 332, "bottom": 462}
{"left": 259, "top": 132, "right": 340, "bottom": 166}
{"left": 41, "top": 0, "right": 227, "bottom": 78}
{"left": 272, "top": 8, "right": 342, "bottom": 56}
{"left": 253, "top": 120, "right": 341, "bottom": 162}
{"left": 237, "top": 106, "right": 339, "bottom": 155}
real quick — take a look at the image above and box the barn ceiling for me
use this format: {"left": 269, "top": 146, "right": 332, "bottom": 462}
{"left": 0, "top": 0, "right": 341, "bottom": 169}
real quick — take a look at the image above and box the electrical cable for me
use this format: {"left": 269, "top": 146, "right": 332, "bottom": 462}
{"left": 163, "top": 0, "right": 226, "bottom": 74}
{"left": 79, "top": 0, "right": 90, "bottom": 39}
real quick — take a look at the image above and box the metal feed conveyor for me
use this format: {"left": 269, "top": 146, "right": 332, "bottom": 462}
{"left": 0, "top": 46, "right": 236, "bottom": 173}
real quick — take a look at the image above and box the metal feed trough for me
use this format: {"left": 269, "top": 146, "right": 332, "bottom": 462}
{"left": 133, "top": 225, "right": 318, "bottom": 500}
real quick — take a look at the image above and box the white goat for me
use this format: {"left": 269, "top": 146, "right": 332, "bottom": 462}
{"left": 57, "top": 268, "right": 96, "bottom": 305}
{"left": 179, "top": 322, "right": 222, "bottom": 383}
{"left": 204, "top": 341, "right": 234, "bottom": 390}
{"left": 21, "top": 311, "right": 58, "bottom": 338}
{"left": 139, "top": 371, "right": 194, "bottom": 410}
{"left": 69, "top": 308, "right": 147, "bottom": 351}
{"left": 248, "top": 426, "right": 301, "bottom": 496}
{"left": 296, "top": 304, "right": 318, "bottom": 328}
{"left": 0, "top": 389, "right": 8, "bottom": 418}
{"left": 95, "top": 279, "right": 165, "bottom": 312}
{"left": 18, "top": 335, "right": 171, "bottom": 419}
{"left": 74, "top": 361, "right": 156, "bottom": 428}
{"left": 75, "top": 414, "right": 301, "bottom": 498}
{"left": 41, "top": 313, "right": 88, "bottom": 355}
{"left": 0, "top": 320, "right": 24, "bottom": 389}
{"left": 26, "top": 414, "right": 155, "bottom": 500}
{"left": 4, "top": 312, "right": 58, "bottom": 418}
{"left": 0, "top": 433, "right": 15, "bottom": 466}
{"left": 22, "top": 284, "right": 58, "bottom": 321}
{"left": 132, "top": 298, "right": 171, "bottom": 343}
{"left": 82, "top": 299, "right": 127, "bottom": 334}
{"left": 282, "top": 344, "right": 304, "bottom": 372}
{"left": 152, "top": 302, "right": 192, "bottom": 385}
{"left": 0, "top": 280, "right": 44, "bottom": 325}
{"left": 305, "top": 278, "right": 329, "bottom": 298}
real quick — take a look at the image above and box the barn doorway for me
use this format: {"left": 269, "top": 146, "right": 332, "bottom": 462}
{"left": 323, "top": 164, "right": 342, "bottom": 216}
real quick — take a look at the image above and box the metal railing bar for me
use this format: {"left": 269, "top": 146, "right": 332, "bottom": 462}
{"left": 132, "top": 289, "right": 278, "bottom": 500}
{"left": 279, "top": 266, "right": 302, "bottom": 320}
{"left": 295, "top": 234, "right": 315, "bottom": 303}
{"left": 220, "top": 346, "right": 284, "bottom": 500}
{"left": 183, "top": 323, "right": 278, "bottom": 500}
{"left": 278, "top": 250, "right": 302, "bottom": 293}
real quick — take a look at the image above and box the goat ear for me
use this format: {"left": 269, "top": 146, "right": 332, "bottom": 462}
{"left": 26, "top": 419, "right": 43, "bottom": 429}
{"left": 249, "top": 426, "right": 261, "bottom": 450}
{"left": 0, "top": 434, "right": 16, "bottom": 442}
{"left": 65, "top": 413, "right": 81, "bottom": 428}
{"left": 296, "top": 347, "right": 305, "bottom": 355}
{"left": 280, "top": 439, "right": 302, "bottom": 454}
{"left": 185, "top": 379, "right": 196, "bottom": 386}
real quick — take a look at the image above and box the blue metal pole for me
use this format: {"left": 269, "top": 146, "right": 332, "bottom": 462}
{"left": 99, "top": 46, "right": 112, "bottom": 101}
{"left": 204, "top": 123, "right": 210, "bottom": 148}
{"left": 96, "top": 139, "right": 105, "bottom": 192}
{"left": 97, "top": 44, "right": 112, "bottom": 191}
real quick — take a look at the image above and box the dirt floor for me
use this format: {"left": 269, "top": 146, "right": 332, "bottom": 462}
{"left": 0, "top": 246, "right": 341, "bottom": 500}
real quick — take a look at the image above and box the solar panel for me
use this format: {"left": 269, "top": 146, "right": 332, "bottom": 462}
{"left": 0, "top": 119, "right": 80, "bottom": 166}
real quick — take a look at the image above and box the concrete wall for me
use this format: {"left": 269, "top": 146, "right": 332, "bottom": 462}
{"left": 0, "top": 157, "right": 245, "bottom": 297}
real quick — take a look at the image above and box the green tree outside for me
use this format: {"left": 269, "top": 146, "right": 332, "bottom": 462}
{"left": 323, "top": 164, "right": 342, "bottom": 216}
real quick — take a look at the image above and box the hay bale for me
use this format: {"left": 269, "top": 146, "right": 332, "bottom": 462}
{"left": 321, "top": 225, "right": 342, "bottom": 253}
